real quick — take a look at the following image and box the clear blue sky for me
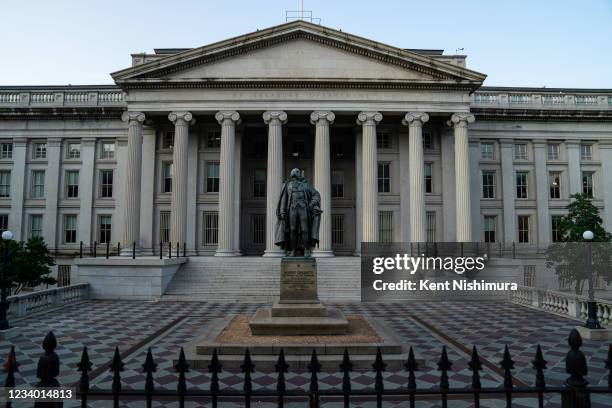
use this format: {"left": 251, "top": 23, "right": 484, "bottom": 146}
{"left": 1, "top": 0, "right": 611, "bottom": 88}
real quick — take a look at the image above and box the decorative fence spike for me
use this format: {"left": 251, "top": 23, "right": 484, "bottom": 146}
{"left": 77, "top": 347, "right": 92, "bottom": 396}
{"left": 241, "top": 348, "right": 255, "bottom": 408}
{"left": 404, "top": 347, "right": 418, "bottom": 391}
{"left": 500, "top": 345, "right": 515, "bottom": 390}
{"left": 340, "top": 348, "right": 352, "bottom": 408}
{"left": 109, "top": 346, "right": 124, "bottom": 408}
{"left": 565, "top": 329, "right": 587, "bottom": 386}
{"left": 175, "top": 347, "right": 189, "bottom": 395}
{"left": 308, "top": 349, "right": 321, "bottom": 408}
{"left": 532, "top": 344, "right": 547, "bottom": 389}
{"left": 437, "top": 346, "right": 451, "bottom": 391}
{"left": 142, "top": 348, "right": 157, "bottom": 408}
{"left": 36, "top": 331, "right": 60, "bottom": 387}
{"left": 469, "top": 346, "right": 482, "bottom": 391}
{"left": 605, "top": 344, "right": 612, "bottom": 389}
{"left": 3, "top": 346, "right": 19, "bottom": 388}
{"left": 275, "top": 348, "right": 288, "bottom": 408}
{"left": 373, "top": 348, "right": 386, "bottom": 408}
{"left": 208, "top": 349, "right": 222, "bottom": 408}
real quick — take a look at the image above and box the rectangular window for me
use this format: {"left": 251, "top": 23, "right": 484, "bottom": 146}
{"left": 481, "top": 142, "right": 494, "bottom": 160}
{"left": 57, "top": 265, "right": 71, "bottom": 287}
{"left": 253, "top": 169, "right": 266, "bottom": 198}
{"left": 377, "top": 162, "right": 390, "bottom": 193}
{"left": 514, "top": 143, "right": 527, "bottom": 160}
{"left": 101, "top": 142, "right": 115, "bottom": 159}
{"left": 203, "top": 211, "right": 219, "bottom": 245}
{"left": 64, "top": 214, "right": 77, "bottom": 243}
{"left": 482, "top": 171, "right": 495, "bottom": 199}
{"left": 379, "top": 211, "right": 393, "bottom": 243}
{"left": 100, "top": 170, "right": 113, "bottom": 198}
{"left": 484, "top": 215, "right": 497, "bottom": 243}
{"left": 551, "top": 215, "right": 563, "bottom": 243}
{"left": 548, "top": 143, "right": 560, "bottom": 160}
{"left": 252, "top": 214, "right": 265, "bottom": 245}
{"left": 523, "top": 265, "right": 536, "bottom": 287}
{"left": 582, "top": 172, "right": 594, "bottom": 198}
{"left": 206, "top": 130, "right": 221, "bottom": 148}
{"left": 580, "top": 144, "right": 593, "bottom": 161}
{"left": 67, "top": 143, "right": 81, "bottom": 159}
{"left": 0, "top": 215, "right": 8, "bottom": 233}
{"left": 424, "top": 163, "right": 433, "bottom": 194}
{"left": 162, "top": 162, "right": 173, "bottom": 193}
{"left": 426, "top": 211, "right": 436, "bottom": 242}
{"left": 163, "top": 132, "right": 174, "bottom": 149}
{"left": 516, "top": 171, "right": 528, "bottom": 199}
{"left": 34, "top": 143, "right": 47, "bottom": 159}
{"left": 331, "top": 141, "right": 344, "bottom": 157}
{"left": 331, "top": 214, "right": 344, "bottom": 245}
{"left": 518, "top": 215, "right": 530, "bottom": 243}
{"left": 0, "top": 171, "right": 10, "bottom": 198}
{"left": 206, "top": 162, "right": 220, "bottom": 193}
{"left": 98, "top": 215, "right": 112, "bottom": 243}
{"left": 159, "top": 211, "right": 170, "bottom": 243}
{"left": 376, "top": 131, "right": 391, "bottom": 149}
{"left": 422, "top": 133, "right": 433, "bottom": 149}
{"left": 549, "top": 171, "right": 561, "bottom": 199}
{"left": 32, "top": 170, "right": 45, "bottom": 198}
{"left": 331, "top": 171, "right": 344, "bottom": 198}
{"left": 66, "top": 170, "right": 79, "bottom": 198}
{"left": 30, "top": 214, "right": 43, "bottom": 238}
{"left": 0, "top": 143, "right": 12, "bottom": 159}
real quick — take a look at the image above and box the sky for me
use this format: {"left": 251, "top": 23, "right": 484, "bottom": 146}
{"left": 1, "top": 0, "right": 611, "bottom": 88}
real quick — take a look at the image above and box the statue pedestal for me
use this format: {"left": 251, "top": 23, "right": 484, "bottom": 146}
{"left": 249, "top": 257, "right": 349, "bottom": 335}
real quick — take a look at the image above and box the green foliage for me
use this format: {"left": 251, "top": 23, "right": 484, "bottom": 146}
{"left": 546, "top": 193, "right": 612, "bottom": 294}
{"left": 0, "top": 237, "right": 56, "bottom": 295}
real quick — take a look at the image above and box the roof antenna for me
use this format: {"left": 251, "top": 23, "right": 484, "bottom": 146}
{"left": 455, "top": 47, "right": 465, "bottom": 54}
{"left": 285, "top": 0, "right": 321, "bottom": 24}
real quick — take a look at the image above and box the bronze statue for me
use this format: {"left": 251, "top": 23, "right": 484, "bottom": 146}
{"left": 274, "top": 168, "right": 321, "bottom": 257}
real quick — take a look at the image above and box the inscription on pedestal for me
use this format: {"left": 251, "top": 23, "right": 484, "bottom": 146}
{"left": 279, "top": 258, "right": 318, "bottom": 303}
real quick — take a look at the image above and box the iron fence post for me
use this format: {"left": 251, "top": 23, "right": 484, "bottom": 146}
{"left": 132, "top": 242, "right": 136, "bottom": 260}
{"left": 79, "top": 241, "right": 83, "bottom": 258}
{"left": 34, "top": 332, "right": 61, "bottom": 408}
{"left": 106, "top": 241, "right": 110, "bottom": 259}
{"left": 562, "top": 329, "right": 591, "bottom": 408}
{"left": 159, "top": 242, "right": 163, "bottom": 260}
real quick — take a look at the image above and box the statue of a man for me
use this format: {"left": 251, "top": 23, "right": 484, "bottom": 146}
{"left": 275, "top": 168, "right": 321, "bottom": 257}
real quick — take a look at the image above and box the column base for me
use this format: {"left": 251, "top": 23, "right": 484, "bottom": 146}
{"left": 263, "top": 248, "right": 285, "bottom": 257}
{"left": 215, "top": 249, "right": 239, "bottom": 257}
{"left": 312, "top": 249, "right": 334, "bottom": 258}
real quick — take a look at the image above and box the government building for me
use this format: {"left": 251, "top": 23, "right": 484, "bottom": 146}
{"left": 1, "top": 21, "right": 611, "bottom": 298}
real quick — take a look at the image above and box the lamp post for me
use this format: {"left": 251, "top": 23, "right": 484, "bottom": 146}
{"left": 583, "top": 230, "right": 601, "bottom": 329}
{"left": 0, "top": 230, "right": 13, "bottom": 331}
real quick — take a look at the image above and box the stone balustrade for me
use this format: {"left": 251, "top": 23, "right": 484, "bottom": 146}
{"left": 0, "top": 88, "right": 125, "bottom": 107}
{"left": 472, "top": 90, "right": 612, "bottom": 110}
{"left": 7, "top": 283, "right": 89, "bottom": 319}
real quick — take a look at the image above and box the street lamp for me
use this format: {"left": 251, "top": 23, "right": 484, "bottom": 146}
{"left": 583, "top": 230, "right": 601, "bottom": 329}
{"left": 0, "top": 230, "right": 13, "bottom": 330}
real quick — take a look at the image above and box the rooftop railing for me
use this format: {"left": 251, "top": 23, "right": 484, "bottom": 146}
{"left": 472, "top": 90, "right": 612, "bottom": 110}
{"left": 0, "top": 88, "right": 125, "bottom": 107}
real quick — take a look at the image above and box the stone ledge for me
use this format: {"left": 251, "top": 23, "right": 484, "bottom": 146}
{"left": 74, "top": 257, "right": 187, "bottom": 267}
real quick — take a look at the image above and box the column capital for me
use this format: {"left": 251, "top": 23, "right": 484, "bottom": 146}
{"left": 310, "top": 111, "right": 335, "bottom": 125}
{"left": 447, "top": 112, "right": 475, "bottom": 128}
{"left": 402, "top": 112, "right": 429, "bottom": 127}
{"left": 356, "top": 111, "right": 382, "bottom": 126}
{"left": 262, "top": 111, "right": 287, "bottom": 125}
{"left": 121, "top": 111, "right": 145, "bottom": 123}
{"left": 215, "top": 110, "right": 241, "bottom": 125}
{"left": 168, "top": 111, "right": 196, "bottom": 126}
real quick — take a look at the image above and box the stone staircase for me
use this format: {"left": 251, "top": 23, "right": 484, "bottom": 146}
{"left": 161, "top": 256, "right": 361, "bottom": 302}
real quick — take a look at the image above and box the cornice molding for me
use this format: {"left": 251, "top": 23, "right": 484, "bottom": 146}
{"left": 0, "top": 107, "right": 125, "bottom": 121}
{"left": 472, "top": 108, "right": 612, "bottom": 122}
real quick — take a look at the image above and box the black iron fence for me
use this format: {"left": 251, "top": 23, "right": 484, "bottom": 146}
{"left": 7, "top": 328, "right": 612, "bottom": 407}
{"left": 50, "top": 241, "right": 189, "bottom": 259}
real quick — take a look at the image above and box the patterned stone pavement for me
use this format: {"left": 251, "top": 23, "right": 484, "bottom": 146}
{"left": 2, "top": 300, "right": 611, "bottom": 407}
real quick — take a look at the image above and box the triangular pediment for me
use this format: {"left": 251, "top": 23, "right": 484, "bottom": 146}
{"left": 112, "top": 21, "right": 486, "bottom": 88}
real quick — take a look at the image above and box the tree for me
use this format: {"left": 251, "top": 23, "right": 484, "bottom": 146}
{"left": 546, "top": 193, "right": 612, "bottom": 294}
{"left": 0, "top": 237, "right": 56, "bottom": 295}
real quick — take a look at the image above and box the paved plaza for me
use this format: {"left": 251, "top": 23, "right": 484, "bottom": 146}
{"left": 3, "top": 300, "right": 611, "bottom": 407}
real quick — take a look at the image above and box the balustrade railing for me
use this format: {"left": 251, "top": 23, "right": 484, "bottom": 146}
{"left": 0, "top": 88, "right": 124, "bottom": 107}
{"left": 7, "top": 284, "right": 89, "bottom": 319}
{"left": 472, "top": 90, "right": 612, "bottom": 109}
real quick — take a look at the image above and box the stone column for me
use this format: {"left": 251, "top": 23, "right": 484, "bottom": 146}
{"left": 311, "top": 111, "right": 335, "bottom": 257}
{"left": 403, "top": 112, "right": 429, "bottom": 242}
{"left": 500, "top": 140, "right": 516, "bottom": 242}
{"left": 440, "top": 131, "right": 456, "bottom": 241}
{"left": 140, "top": 128, "right": 156, "bottom": 255}
{"left": 234, "top": 130, "right": 242, "bottom": 254}
{"left": 600, "top": 142, "right": 612, "bottom": 232}
{"left": 356, "top": 112, "right": 382, "bottom": 242}
{"left": 398, "top": 129, "right": 411, "bottom": 243}
{"left": 168, "top": 111, "right": 194, "bottom": 248}
{"left": 120, "top": 111, "right": 145, "bottom": 255}
{"left": 449, "top": 113, "right": 475, "bottom": 242}
{"left": 534, "top": 141, "right": 551, "bottom": 246}
{"left": 78, "top": 138, "right": 96, "bottom": 247}
{"left": 8, "top": 138, "right": 27, "bottom": 241}
{"left": 354, "top": 129, "right": 363, "bottom": 254}
{"left": 263, "top": 111, "right": 287, "bottom": 257}
{"left": 567, "top": 140, "right": 581, "bottom": 194}
{"left": 44, "top": 138, "right": 62, "bottom": 248}
{"left": 215, "top": 111, "right": 241, "bottom": 256}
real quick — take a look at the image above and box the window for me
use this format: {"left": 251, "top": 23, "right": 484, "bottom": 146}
{"left": 379, "top": 211, "right": 393, "bottom": 243}
{"left": 551, "top": 215, "right": 563, "bottom": 243}
{"left": 57, "top": 265, "right": 71, "bottom": 287}
{"left": 548, "top": 143, "right": 560, "bottom": 160}
{"left": 377, "top": 162, "right": 390, "bottom": 193}
{"left": 206, "top": 162, "right": 220, "bottom": 193}
{"left": 0, "top": 171, "right": 10, "bottom": 198}
{"left": 518, "top": 215, "right": 530, "bottom": 243}
{"left": 252, "top": 214, "right": 265, "bottom": 245}
{"left": 66, "top": 171, "right": 79, "bottom": 198}
{"left": 101, "top": 142, "right": 115, "bottom": 159}
{"left": 206, "top": 130, "right": 221, "bottom": 148}
{"left": 331, "top": 171, "right": 344, "bottom": 198}
{"left": 516, "top": 171, "right": 528, "bottom": 199}
{"left": 162, "top": 162, "right": 172, "bottom": 193}
{"left": 253, "top": 169, "right": 266, "bottom": 198}
{"left": 162, "top": 132, "right": 174, "bottom": 149}
{"left": 33, "top": 143, "right": 47, "bottom": 159}
{"left": 31, "top": 170, "right": 45, "bottom": 198}
{"left": 514, "top": 143, "right": 527, "bottom": 160}
{"left": 98, "top": 215, "right": 112, "bottom": 243}
{"left": 0, "top": 215, "right": 8, "bottom": 233}
{"left": 331, "top": 141, "right": 344, "bottom": 157}
{"left": 0, "top": 143, "right": 12, "bottom": 159}
{"left": 424, "top": 163, "right": 433, "bottom": 194}
{"left": 482, "top": 171, "right": 495, "bottom": 199}
{"left": 580, "top": 144, "right": 592, "bottom": 161}
{"left": 426, "top": 211, "right": 436, "bottom": 242}
{"left": 253, "top": 140, "right": 266, "bottom": 158}
{"left": 481, "top": 142, "right": 494, "bottom": 160}
{"left": 100, "top": 170, "right": 113, "bottom": 198}
{"left": 423, "top": 133, "right": 433, "bottom": 149}
{"left": 331, "top": 214, "right": 344, "bottom": 245}
{"left": 203, "top": 211, "right": 219, "bottom": 245}
{"left": 64, "top": 215, "right": 77, "bottom": 243}
{"left": 67, "top": 143, "right": 80, "bottom": 159}
{"left": 30, "top": 214, "right": 43, "bottom": 238}
{"left": 523, "top": 265, "right": 536, "bottom": 287}
{"left": 582, "top": 172, "right": 594, "bottom": 198}
{"left": 159, "top": 211, "right": 170, "bottom": 243}
{"left": 484, "top": 215, "right": 497, "bottom": 243}
{"left": 377, "top": 131, "right": 391, "bottom": 149}
{"left": 549, "top": 171, "right": 561, "bottom": 199}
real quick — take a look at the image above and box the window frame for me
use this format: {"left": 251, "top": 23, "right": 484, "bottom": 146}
{"left": 580, "top": 144, "right": 593, "bottom": 161}
{"left": 582, "top": 171, "right": 594, "bottom": 198}
{"left": 482, "top": 170, "right": 495, "bottom": 199}
{"left": 66, "top": 170, "right": 79, "bottom": 198}
{"left": 206, "top": 162, "right": 220, "bottom": 193}
{"left": 29, "top": 214, "right": 43, "bottom": 238}
{"left": 331, "top": 170, "right": 344, "bottom": 198}
{"left": 67, "top": 142, "right": 81, "bottom": 159}
{"left": 0, "top": 170, "right": 10, "bottom": 198}
{"left": 203, "top": 211, "right": 219, "bottom": 245}
{"left": 547, "top": 143, "right": 560, "bottom": 160}
{"left": 63, "top": 214, "right": 77, "bottom": 244}
{"left": 483, "top": 215, "right": 497, "bottom": 243}
{"left": 253, "top": 169, "right": 266, "bottom": 198}
{"left": 424, "top": 163, "right": 433, "bottom": 194}
{"left": 100, "top": 142, "right": 116, "bottom": 160}
{"left": 0, "top": 143, "right": 13, "bottom": 159}
{"left": 31, "top": 170, "right": 45, "bottom": 198}
{"left": 99, "top": 169, "right": 114, "bottom": 198}
{"left": 516, "top": 171, "right": 529, "bottom": 199}
{"left": 377, "top": 162, "right": 391, "bottom": 193}
{"left": 517, "top": 215, "right": 530, "bottom": 243}
{"left": 98, "top": 214, "right": 112, "bottom": 244}
{"left": 481, "top": 142, "right": 494, "bottom": 160}
{"left": 549, "top": 171, "right": 561, "bottom": 199}
{"left": 514, "top": 143, "right": 528, "bottom": 160}
{"left": 162, "top": 162, "right": 173, "bottom": 194}
{"left": 33, "top": 142, "right": 47, "bottom": 159}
